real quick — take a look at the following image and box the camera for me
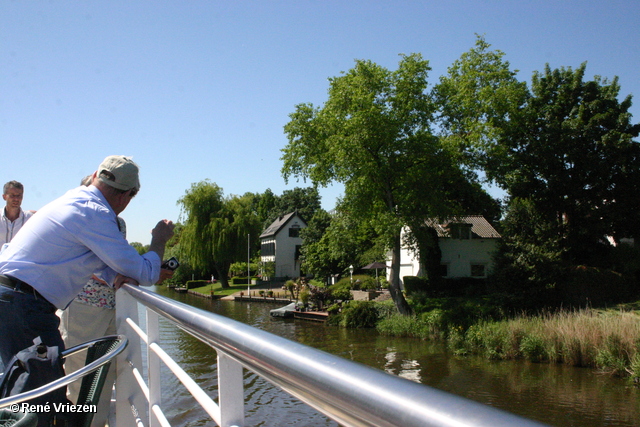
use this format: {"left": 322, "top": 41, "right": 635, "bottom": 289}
{"left": 161, "top": 257, "right": 180, "bottom": 271}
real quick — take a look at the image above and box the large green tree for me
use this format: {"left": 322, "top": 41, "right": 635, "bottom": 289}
{"left": 434, "top": 35, "right": 528, "bottom": 172}
{"left": 178, "top": 181, "right": 262, "bottom": 288}
{"left": 264, "top": 187, "right": 321, "bottom": 228}
{"left": 282, "top": 54, "right": 468, "bottom": 315}
{"left": 300, "top": 207, "right": 386, "bottom": 281}
{"left": 490, "top": 63, "right": 640, "bottom": 265}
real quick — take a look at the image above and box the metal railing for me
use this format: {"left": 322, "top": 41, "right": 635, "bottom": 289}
{"left": 114, "top": 284, "right": 548, "bottom": 427}
{"left": 0, "top": 335, "right": 128, "bottom": 409}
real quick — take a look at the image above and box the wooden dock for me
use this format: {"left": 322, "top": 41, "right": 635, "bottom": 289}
{"left": 293, "top": 311, "right": 329, "bottom": 322}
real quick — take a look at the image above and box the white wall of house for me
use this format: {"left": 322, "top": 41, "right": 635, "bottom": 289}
{"left": 260, "top": 213, "right": 306, "bottom": 279}
{"left": 391, "top": 223, "right": 500, "bottom": 285}
{"left": 274, "top": 228, "right": 303, "bottom": 278}
{"left": 397, "top": 244, "right": 421, "bottom": 282}
{"left": 439, "top": 238, "right": 498, "bottom": 278}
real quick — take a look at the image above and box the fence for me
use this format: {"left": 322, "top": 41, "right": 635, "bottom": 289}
{"left": 114, "top": 283, "right": 547, "bottom": 427}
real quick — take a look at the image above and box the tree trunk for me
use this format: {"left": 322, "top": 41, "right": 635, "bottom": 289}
{"left": 388, "top": 231, "right": 413, "bottom": 315}
{"left": 216, "top": 263, "right": 230, "bottom": 289}
{"left": 217, "top": 276, "right": 230, "bottom": 289}
{"left": 416, "top": 226, "right": 441, "bottom": 285}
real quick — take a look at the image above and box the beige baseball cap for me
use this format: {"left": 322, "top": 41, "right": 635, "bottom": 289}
{"left": 97, "top": 155, "right": 141, "bottom": 192}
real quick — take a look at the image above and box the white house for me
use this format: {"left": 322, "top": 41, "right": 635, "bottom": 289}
{"left": 393, "top": 215, "right": 501, "bottom": 285}
{"left": 259, "top": 212, "right": 307, "bottom": 279}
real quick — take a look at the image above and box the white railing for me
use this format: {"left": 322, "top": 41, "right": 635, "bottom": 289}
{"left": 114, "top": 283, "right": 548, "bottom": 427}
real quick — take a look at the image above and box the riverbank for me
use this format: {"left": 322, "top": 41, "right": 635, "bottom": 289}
{"left": 376, "top": 300, "right": 640, "bottom": 382}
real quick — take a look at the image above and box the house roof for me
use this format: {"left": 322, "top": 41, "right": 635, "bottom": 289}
{"left": 425, "top": 215, "right": 501, "bottom": 239}
{"left": 259, "top": 211, "right": 306, "bottom": 239}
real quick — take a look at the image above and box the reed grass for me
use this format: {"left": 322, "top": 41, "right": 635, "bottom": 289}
{"left": 376, "top": 298, "right": 640, "bottom": 380}
{"left": 448, "top": 308, "right": 640, "bottom": 379}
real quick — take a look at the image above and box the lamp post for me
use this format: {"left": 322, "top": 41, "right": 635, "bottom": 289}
{"left": 349, "top": 264, "right": 354, "bottom": 285}
{"left": 247, "top": 234, "right": 251, "bottom": 295}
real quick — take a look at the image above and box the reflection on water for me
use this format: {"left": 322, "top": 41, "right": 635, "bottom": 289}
{"left": 152, "top": 286, "right": 640, "bottom": 426}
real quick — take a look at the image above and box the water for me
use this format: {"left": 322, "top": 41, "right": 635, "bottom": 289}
{"left": 152, "top": 286, "right": 640, "bottom": 426}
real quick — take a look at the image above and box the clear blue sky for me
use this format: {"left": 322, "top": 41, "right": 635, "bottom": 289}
{"left": 2, "top": 1, "right": 639, "bottom": 244}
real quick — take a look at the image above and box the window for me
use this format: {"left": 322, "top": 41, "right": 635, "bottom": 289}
{"left": 470, "top": 263, "right": 486, "bottom": 277}
{"left": 449, "top": 223, "right": 472, "bottom": 240}
{"left": 289, "top": 225, "right": 300, "bottom": 237}
{"left": 261, "top": 242, "right": 275, "bottom": 256}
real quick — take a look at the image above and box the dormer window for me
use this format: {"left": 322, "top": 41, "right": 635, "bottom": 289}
{"left": 449, "top": 223, "right": 472, "bottom": 240}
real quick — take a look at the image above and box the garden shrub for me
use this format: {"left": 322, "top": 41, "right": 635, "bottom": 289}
{"left": 403, "top": 276, "right": 429, "bottom": 295}
{"left": 360, "top": 275, "right": 378, "bottom": 290}
{"left": 377, "top": 314, "right": 422, "bottom": 337}
{"left": 373, "top": 300, "right": 396, "bottom": 319}
{"left": 309, "top": 286, "right": 332, "bottom": 310}
{"left": 340, "top": 301, "right": 379, "bottom": 328}
{"left": 186, "top": 280, "right": 209, "bottom": 290}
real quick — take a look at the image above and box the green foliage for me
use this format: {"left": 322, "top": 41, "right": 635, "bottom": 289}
{"left": 285, "top": 280, "right": 297, "bottom": 299}
{"left": 178, "top": 181, "right": 262, "bottom": 288}
{"left": 595, "top": 335, "right": 632, "bottom": 376}
{"left": 490, "top": 197, "right": 566, "bottom": 309}
{"left": 229, "top": 261, "right": 259, "bottom": 278}
{"left": 301, "top": 209, "right": 387, "bottom": 283}
{"left": 258, "top": 260, "right": 276, "bottom": 281}
{"left": 403, "top": 276, "right": 429, "bottom": 295}
{"left": 490, "top": 63, "right": 640, "bottom": 268}
{"left": 299, "top": 287, "right": 310, "bottom": 305}
{"left": 629, "top": 353, "right": 640, "bottom": 383}
{"left": 376, "top": 314, "right": 425, "bottom": 338}
{"left": 435, "top": 34, "right": 528, "bottom": 169}
{"left": 309, "top": 286, "right": 332, "bottom": 310}
{"left": 519, "top": 335, "right": 548, "bottom": 363}
{"left": 326, "top": 277, "right": 355, "bottom": 301}
{"left": 359, "top": 276, "right": 378, "bottom": 290}
{"left": 339, "top": 301, "right": 379, "bottom": 328}
{"left": 185, "top": 280, "right": 209, "bottom": 290}
{"left": 308, "top": 279, "right": 325, "bottom": 288}
{"left": 262, "top": 187, "right": 321, "bottom": 230}
{"left": 282, "top": 53, "right": 474, "bottom": 315}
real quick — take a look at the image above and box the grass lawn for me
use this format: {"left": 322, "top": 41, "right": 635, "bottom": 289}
{"left": 188, "top": 283, "right": 289, "bottom": 298}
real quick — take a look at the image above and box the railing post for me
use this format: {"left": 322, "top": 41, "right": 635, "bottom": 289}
{"left": 115, "top": 290, "right": 149, "bottom": 426}
{"left": 217, "top": 353, "right": 245, "bottom": 427}
{"left": 147, "top": 309, "right": 162, "bottom": 427}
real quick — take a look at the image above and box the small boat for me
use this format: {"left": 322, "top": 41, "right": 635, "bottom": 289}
{"left": 270, "top": 302, "right": 296, "bottom": 318}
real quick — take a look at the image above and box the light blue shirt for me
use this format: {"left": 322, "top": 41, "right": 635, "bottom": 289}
{"left": 0, "top": 185, "right": 160, "bottom": 309}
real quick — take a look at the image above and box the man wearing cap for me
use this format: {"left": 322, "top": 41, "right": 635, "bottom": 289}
{"left": 0, "top": 155, "right": 174, "bottom": 368}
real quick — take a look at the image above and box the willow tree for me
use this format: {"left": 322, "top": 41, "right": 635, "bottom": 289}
{"left": 282, "top": 54, "right": 464, "bottom": 315}
{"left": 178, "top": 180, "right": 262, "bottom": 288}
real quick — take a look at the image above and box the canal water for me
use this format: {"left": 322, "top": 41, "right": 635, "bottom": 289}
{"left": 152, "top": 286, "right": 640, "bottom": 426}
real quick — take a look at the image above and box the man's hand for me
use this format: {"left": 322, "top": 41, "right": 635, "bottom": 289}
{"left": 114, "top": 274, "right": 139, "bottom": 290}
{"left": 148, "top": 219, "right": 175, "bottom": 260}
{"left": 152, "top": 219, "right": 175, "bottom": 243}
{"left": 157, "top": 268, "right": 174, "bottom": 284}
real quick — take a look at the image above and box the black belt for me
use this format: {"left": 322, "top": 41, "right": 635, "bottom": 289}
{"left": 0, "top": 274, "right": 50, "bottom": 304}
